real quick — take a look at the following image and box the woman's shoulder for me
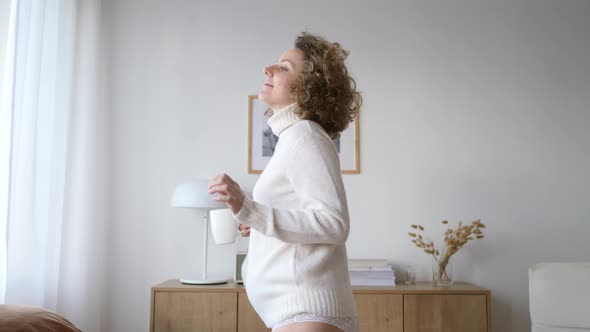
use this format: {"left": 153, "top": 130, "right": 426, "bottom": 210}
{"left": 285, "top": 120, "right": 338, "bottom": 162}
{"left": 289, "top": 120, "right": 333, "bottom": 144}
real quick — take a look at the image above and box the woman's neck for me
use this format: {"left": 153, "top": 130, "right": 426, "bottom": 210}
{"left": 267, "top": 103, "right": 300, "bottom": 136}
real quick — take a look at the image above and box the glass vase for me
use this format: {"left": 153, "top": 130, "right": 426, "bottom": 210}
{"left": 432, "top": 257, "right": 454, "bottom": 286}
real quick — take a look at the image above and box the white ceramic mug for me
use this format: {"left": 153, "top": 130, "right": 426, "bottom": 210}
{"left": 210, "top": 208, "right": 240, "bottom": 244}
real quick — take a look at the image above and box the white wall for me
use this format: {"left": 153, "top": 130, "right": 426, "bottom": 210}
{"left": 106, "top": 0, "right": 590, "bottom": 331}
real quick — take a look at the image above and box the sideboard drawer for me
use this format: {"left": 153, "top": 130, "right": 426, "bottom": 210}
{"left": 355, "top": 294, "right": 403, "bottom": 332}
{"left": 153, "top": 291, "right": 237, "bottom": 332}
{"left": 404, "top": 294, "right": 487, "bottom": 332}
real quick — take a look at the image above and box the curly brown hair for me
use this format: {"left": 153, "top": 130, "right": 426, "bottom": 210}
{"left": 290, "top": 32, "right": 362, "bottom": 140}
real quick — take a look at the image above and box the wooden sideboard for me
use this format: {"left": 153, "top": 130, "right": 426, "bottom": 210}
{"left": 150, "top": 280, "right": 491, "bottom": 332}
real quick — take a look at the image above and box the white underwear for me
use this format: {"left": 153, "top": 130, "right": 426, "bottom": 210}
{"left": 272, "top": 313, "right": 360, "bottom": 332}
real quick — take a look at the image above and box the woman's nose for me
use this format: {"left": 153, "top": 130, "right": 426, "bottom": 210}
{"left": 263, "top": 65, "right": 274, "bottom": 76}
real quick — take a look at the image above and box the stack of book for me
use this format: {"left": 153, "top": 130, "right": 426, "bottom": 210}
{"left": 348, "top": 259, "right": 396, "bottom": 286}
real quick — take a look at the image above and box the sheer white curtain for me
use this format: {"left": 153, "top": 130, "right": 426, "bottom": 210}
{"left": 0, "top": 0, "right": 108, "bottom": 330}
{"left": 0, "top": 0, "right": 17, "bottom": 305}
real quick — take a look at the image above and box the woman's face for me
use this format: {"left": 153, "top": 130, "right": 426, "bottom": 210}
{"left": 259, "top": 48, "right": 304, "bottom": 111}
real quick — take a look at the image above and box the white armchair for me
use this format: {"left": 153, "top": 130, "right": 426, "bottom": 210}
{"left": 529, "top": 262, "right": 590, "bottom": 332}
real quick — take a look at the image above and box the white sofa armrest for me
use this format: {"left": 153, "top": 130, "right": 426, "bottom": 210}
{"left": 529, "top": 262, "right": 590, "bottom": 330}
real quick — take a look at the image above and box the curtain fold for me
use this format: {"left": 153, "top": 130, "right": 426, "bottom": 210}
{"left": 0, "top": 0, "right": 17, "bottom": 306}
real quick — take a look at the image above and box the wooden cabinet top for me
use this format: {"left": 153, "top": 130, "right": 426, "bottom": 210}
{"left": 152, "top": 279, "right": 490, "bottom": 295}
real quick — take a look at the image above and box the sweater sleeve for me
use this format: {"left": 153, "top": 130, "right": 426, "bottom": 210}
{"left": 233, "top": 132, "right": 350, "bottom": 245}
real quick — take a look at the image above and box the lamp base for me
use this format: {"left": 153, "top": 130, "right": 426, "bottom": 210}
{"left": 179, "top": 278, "right": 231, "bottom": 285}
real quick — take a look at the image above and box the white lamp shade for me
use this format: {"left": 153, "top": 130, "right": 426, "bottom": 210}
{"left": 170, "top": 179, "right": 226, "bottom": 209}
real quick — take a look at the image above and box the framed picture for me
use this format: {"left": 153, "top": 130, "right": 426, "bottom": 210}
{"left": 248, "top": 95, "right": 360, "bottom": 174}
{"left": 234, "top": 251, "right": 247, "bottom": 284}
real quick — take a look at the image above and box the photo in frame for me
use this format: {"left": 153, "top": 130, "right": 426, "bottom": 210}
{"left": 234, "top": 251, "right": 247, "bottom": 284}
{"left": 248, "top": 95, "right": 359, "bottom": 174}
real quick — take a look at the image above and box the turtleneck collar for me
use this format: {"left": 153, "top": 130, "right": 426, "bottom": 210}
{"left": 267, "top": 102, "right": 300, "bottom": 136}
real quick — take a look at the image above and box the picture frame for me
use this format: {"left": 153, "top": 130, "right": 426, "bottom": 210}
{"left": 234, "top": 251, "right": 247, "bottom": 284}
{"left": 247, "top": 95, "right": 360, "bottom": 174}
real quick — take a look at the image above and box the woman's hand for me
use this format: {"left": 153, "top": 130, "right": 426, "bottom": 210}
{"left": 208, "top": 173, "right": 245, "bottom": 215}
{"left": 238, "top": 224, "right": 251, "bottom": 237}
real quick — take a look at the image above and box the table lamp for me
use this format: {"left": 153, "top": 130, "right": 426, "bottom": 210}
{"left": 170, "top": 179, "right": 231, "bottom": 285}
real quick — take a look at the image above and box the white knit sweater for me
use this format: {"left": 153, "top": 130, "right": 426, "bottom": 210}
{"left": 234, "top": 103, "right": 358, "bottom": 328}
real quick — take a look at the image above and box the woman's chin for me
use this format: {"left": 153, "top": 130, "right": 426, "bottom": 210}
{"left": 258, "top": 93, "right": 271, "bottom": 107}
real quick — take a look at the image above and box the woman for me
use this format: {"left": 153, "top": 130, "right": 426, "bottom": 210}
{"left": 208, "top": 32, "right": 362, "bottom": 332}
